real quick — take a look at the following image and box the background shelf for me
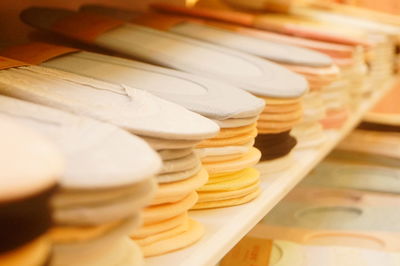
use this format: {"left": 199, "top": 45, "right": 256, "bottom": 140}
{"left": 146, "top": 77, "right": 398, "bottom": 266}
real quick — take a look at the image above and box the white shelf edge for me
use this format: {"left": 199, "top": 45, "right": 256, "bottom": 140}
{"left": 146, "top": 77, "right": 398, "bottom": 266}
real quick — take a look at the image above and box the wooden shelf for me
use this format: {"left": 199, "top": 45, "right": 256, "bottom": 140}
{"left": 146, "top": 77, "right": 398, "bottom": 266}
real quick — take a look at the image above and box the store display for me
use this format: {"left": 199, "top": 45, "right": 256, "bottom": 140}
{"left": 0, "top": 118, "right": 63, "bottom": 266}
{"left": 0, "top": 0, "right": 399, "bottom": 265}
{"left": 21, "top": 7, "right": 310, "bottom": 195}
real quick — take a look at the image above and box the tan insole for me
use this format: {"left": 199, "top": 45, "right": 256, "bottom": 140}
{"left": 198, "top": 167, "right": 260, "bottom": 192}
{"left": 143, "top": 192, "right": 198, "bottom": 224}
{"left": 198, "top": 179, "right": 260, "bottom": 203}
{"left": 197, "top": 128, "right": 257, "bottom": 148}
{"left": 151, "top": 167, "right": 208, "bottom": 205}
{"left": 192, "top": 188, "right": 261, "bottom": 209}
{"left": 213, "top": 123, "right": 256, "bottom": 139}
{"left": 140, "top": 218, "right": 204, "bottom": 257}
{"left": 132, "top": 213, "right": 188, "bottom": 239}
{"left": 202, "top": 147, "right": 261, "bottom": 175}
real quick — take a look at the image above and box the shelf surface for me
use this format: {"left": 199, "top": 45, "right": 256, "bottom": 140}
{"left": 146, "top": 77, "right": 398, "bottom": 266}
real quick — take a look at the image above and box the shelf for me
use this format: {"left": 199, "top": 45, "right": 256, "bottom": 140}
{"left": 146, "top": 77, "right": 398, "bottom": 266}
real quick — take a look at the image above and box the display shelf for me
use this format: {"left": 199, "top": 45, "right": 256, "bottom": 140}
{"left": 146, "top": 77, "right": 398, "bottom": 266}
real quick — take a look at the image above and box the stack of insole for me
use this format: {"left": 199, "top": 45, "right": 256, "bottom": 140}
{"left": 313, "top": 0, "right": 400, "bottom": 70}
{"left": 0, "top": 118, "right": 63, "bottom": 266}
{"left": 180, "top": 0, "right": 371, "bottom": 46}
{"left": 149, "top": 3, "right": 353, "bottom": 130}
{"left": 337, "top": 46, "right": 369, "bottom": 103}
{"left": 153, "top": 1, "right": 382, "bottom": 103}
{"left": 0, "top": 58, "right": 220, "bottom": 257}
{"left": 254, "top": 96, "right": 303, "bottom": 169}
{"left": 0, "top": 94, "right": 163, "bottom": 266}
{"left": 0, "top": 41, "right": 266, "bottom": 210}
{"left": 112, "top": 3, "right": 332, "bottom": 147}
{"left": 255, "top": 186, "right": 400, "bottom": 251}
{"left": 222, "top": 235, "right": 400, "bottom": 266}
{"left": 21, "top": 7, "right": 308, "bottom": 172}
{"left": 292, "top": 7, "right": 397, "bottom": 93}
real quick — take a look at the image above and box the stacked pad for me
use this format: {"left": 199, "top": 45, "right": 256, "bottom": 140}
{"left": 126, "top": 3, "right": 333, "bottom": 147}
{"left": 293, "top": 7, "right": 397, "bottom": 92}
{"left": 0, "top": 118, "right": 63, "bottom": 266}
{"left": 169, "top": 0, "right": 371, "bottom": 46}
{"left": 0, "top": 41, "right": 265, "bottom": 210}
{"left": 21, "top": 7, "right": 308, "bottom": 174}
{"left": 0, "top": 95, "right": 162, "bottom": 265}
{"left": 255, "top": 96, "right": 301, "bottom": 169}
{"left": 0, "top": 60, "right": 219, "bottom": 257}
{"left": 223, "top": 236, "right": 400, "bottom": 266}
{"left": 149, "top": 3, "right": 352, "bottom": 131}
{"left": 291, "top": 91, "right": 326, "bottom": 148}
{"left": 151, "top": 2, "right": 375, "bottom": 104}
{"left": 81, "top": 4, "right": 333, "bottom": 68}
{"left": 283, "top": 63, "right": 349, "bottom": 131}
{"left": 337, "top": 46, "right": 368, "bottom": 103}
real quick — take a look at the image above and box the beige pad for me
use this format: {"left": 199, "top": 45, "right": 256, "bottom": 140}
{"left": 157, "top": 163, "right": 202, "bottom": 183}
{"left": 135, "top": 216, "right": 189, "bottom": 246}
{"left": 198, "top": 179, "right": 260, "bottom": 203}
{"left": 263, "top": 102, "right": 302, "bottom": 113}
{"left": 256, "top": 154, "right": 293, "bottom": 175}
{"left": 192, "top": 188, "right": 261, "bottom": 209}
{"left": 259, "top": 96, "right": 302, "bottom": 105}
{"left": 143, "top": 192, "right": 198, "bottom": 224}
{"left": 259, "top": 110, "right": 303, "bottom": 122}
{"left": 140, "top": 218, "right": 204, "bottom": 257}
{"left": 213, "top": 123, "right": 256, "bottom": 139}
{"left": 151, "top": 167, "right": 208, "bottom": 205}
{"left": 202, "top": 148, "right": 261, "bottom": 175}
{"left": 258, "top": 127, "right": 293, "bottom": 134}
{"left": 199, "top": 167, "right": 260, "bottom": 192}
{"left": 213, "top": 116, "right": 258, "bottom": 128}
{"left": 141, "top": 135, "right": 201, "bottom": 150}
{"left": 201, "top": 153, "right": 243, "bottom": 163}
{"left": 158, "top": 148, "right": 193, "bottom": 160}
{"left": 132, "top": 213, "right": 187, "bottom": 239}
{"left": 257, "top": 118, "right": 301, "bottom": 130}
{"left": 197, "top": 128, "right": 257, "bottom": 148}
{"left": 160, "top": 152, "right": 200, "bottom": 174}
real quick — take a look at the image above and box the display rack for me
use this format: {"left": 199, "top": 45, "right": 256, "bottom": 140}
{"left": 146, "top": 77, "right": 398, "bottom": 266}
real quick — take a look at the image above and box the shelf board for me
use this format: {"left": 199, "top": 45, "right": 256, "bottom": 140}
{"left": 146, "top": 77, "right": 398, "bottom": 266}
